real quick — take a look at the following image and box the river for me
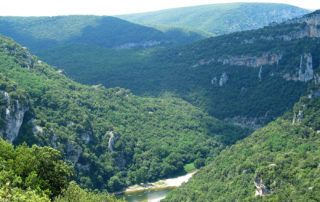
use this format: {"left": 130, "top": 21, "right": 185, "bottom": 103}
{"left": 124, "top": 189, "right": 171, "bottom": 202}
{"left": 120, "top": 172, "right": 196, "bottom": 202}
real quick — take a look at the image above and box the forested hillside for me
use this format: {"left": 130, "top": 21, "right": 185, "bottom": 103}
{"left": 0, "top": 5, "right": 319, "bottom": 202}
{"left": 164, "top": 91, "right": 320, "bottom": 201}
{"left": 39, "top": 11, "right": 320, "bottom": 130}
{"left": 0, "top": 34, "right": 247, "bottom": 193}
{"left": 0, "top": 5, "right": 311, "bottom": 131}
{"left": 0, "top": 15, "right": 202, "bottom": 51}
{"left": 163, "top": 11, "right": 320, "bottom": 201}
{"left": 120, "top": 3, "right": 308, "bottom": 36}
{"left": 0, "top": 139, "right": 123, "bottom": 201}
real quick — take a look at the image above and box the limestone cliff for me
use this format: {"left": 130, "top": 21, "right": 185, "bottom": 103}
{"left": 218, "top": 53, "right": 282, "bottom": 68}
{"left": 283, "top": 53, "right": 314, "bottom": 82}
{"left": 0, "top": 91, "right": 29, "bottom": 143}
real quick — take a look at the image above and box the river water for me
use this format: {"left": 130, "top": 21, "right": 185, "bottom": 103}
{"left": 124, "top": 189, "right": 172, "bottom": 202}
{"left": 120, "top": 172, "right": 196, "bottom": 202}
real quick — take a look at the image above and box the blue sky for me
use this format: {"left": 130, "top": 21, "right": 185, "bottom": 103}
{"left": 0, "top": 0, "right": 319, "bottom": 16}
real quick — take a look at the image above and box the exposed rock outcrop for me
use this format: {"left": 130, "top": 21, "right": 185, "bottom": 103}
{"left": 0, "top": 91, "right": 29, "bottom": 143}
{"left": 258, "top": 66, "right": 263, "bottom": 81}
{"left": 283, "top": 53, "right": 314, "bottom": 82}
{"left": 299, "top": 53, "right": 314, "bottom": 82}
{"left": 211, "top": 72, "right": 229, "bottom": 87}
{"left": 244, "top": 12, "right": 320, "bottom": 43}
{"left": 225, "top": 116, "right": 264, "bottom": 130}
{"left": 107, "top": 131, "right": 120, "bottom": 152}
{"left": 218, "top": 53, "right": 282, "bottom": 68}
{"left": 314, "top": 74, "right": 320, "bottom": 85}
{"left": 211, "top": 77, "right": 218, "bottom": 85}
{"left": 114, "top": 40, "right": 163, "bottom": 49}
{"left": 194, "top": 53, "right": 282, "bottom": 68}
{"left": 283, "top": 12, "right": 320, "bottom": 39}
{"left": 292, "top": 103, "right": 306, "bottom": 125}
{"left": 292, "top": 110, "right": 303, "bottom": 124}
{"left": 254, "top": 177, "right": 270, "bottom": 197}
{"left": 219, "top": 72, "right": 228, "bottom": 87}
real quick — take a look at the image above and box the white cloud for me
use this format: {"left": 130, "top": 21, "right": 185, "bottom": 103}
{"left": 0, "top": 0, "right": 318, "bottom": 16}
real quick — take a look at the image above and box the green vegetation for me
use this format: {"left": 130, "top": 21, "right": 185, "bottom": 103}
{"left": 55, "top": 182, "right": 123, "bottom": 202}
{"left": 0, "top": 138, "right": 121, "bottom": 201}
{"left": 0, "top": 15, "right": 202, "bottom": 51}
{"left": 0, "top": 6, "right": 319, "bottom": 202}
{"left": 164, "top": 95, "right": 320, "bottom": 201}
{"left": 120, "top": 3, "right": 308, "bottom": 36}
{"left": 37, "top": 13, "right": 320, "bottom": 129}
{"left": 0, "top": 35, "right": 248, "bottom": 192}
{"left": 0, "top": 5, "right": 311, "bottom": 130}
{"left": 0, "top": 138, "right": 70, "bottom": 201}
{"left": 183, "top": 163, "right": 196, "bottom": 173}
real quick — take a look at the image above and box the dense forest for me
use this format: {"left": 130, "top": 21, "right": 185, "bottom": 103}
{"left": 37, "top": 11, "right": 320, "bottom": 130}
{"left": 0, "top": 34, "right": 248, "bottom": 193}
{"left": 0, "top": 3, "right": 319, "bottom": 202}
{"left": 164, "top": 94, "right": 320, "bottom": 201}
{"left": 0, "top": 15, "right": 202, "bottom": 51}
{"left": 0, "top": 139, "right": 123, "bottom": 201}
{"left": 0, "top": 3, "right": 312, "bottom": 130}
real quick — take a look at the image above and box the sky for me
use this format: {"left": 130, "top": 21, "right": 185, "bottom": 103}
{"left": 0, "top": 0, "right": 319, "bottom": 16}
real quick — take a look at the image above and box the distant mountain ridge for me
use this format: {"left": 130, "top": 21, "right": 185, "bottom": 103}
{"left": 120, "top": 3, "right": 309, "bottom": 36}
{"left": 0, "top": 15, "right": 202, "bottom": 51}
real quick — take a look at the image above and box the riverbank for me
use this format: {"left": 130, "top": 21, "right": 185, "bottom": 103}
{"left": 124, "top": 171, "right": 197, "bottom": 194}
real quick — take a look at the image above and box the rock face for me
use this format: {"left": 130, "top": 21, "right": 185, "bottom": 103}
{"left": 254, "top": 177, "right": 269, "bottom": 197}
{"left": 219, "top": 72, "right": 228, "bottom": 87}
{"left": 218, "top": 53, "right": 282, "bottom": 68}
{"left": 225, "top": 116, "right": 265, "bottom": 130}
{"left": 292, "top": 110, "right": 304, "bottom": 125}
{"left": 283, "top": 53, "right": 314, "bottom": 82}
{"left": 298, "top": 53, "right": 314, "bottom": 82}
{"left": 0, "top": 91, "right": 28, "bottom": 143}
{"left": 194, "top": 53, "right": 282, "bottom": 68}
{"left": 258, "top": 66, "right": 263, "bottom": 81}
{"left": 211, "top": 72, "right": 229, "bottom": 87}
{"left": 114, "top": 40, "right": 162, "bottom": 49}
{"left": 107, "top": 131, "right": 120, "bottom": 152}
{"left": 284, "top": 12, "right": 320, "bottom": 39}
{"left": 242, "top": 12, "right": 320, "bottom": 43}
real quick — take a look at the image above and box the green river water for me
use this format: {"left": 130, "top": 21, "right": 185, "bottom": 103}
{"left": 118, "top": 171, "right": 196, "bottom": 202}
{"left": 123, "top": 188, "right": 172, "bottom": 202}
